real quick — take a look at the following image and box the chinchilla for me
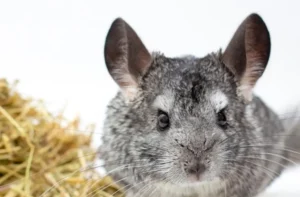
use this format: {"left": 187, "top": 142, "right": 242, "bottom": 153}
{"left": 99, "top": 13, "right": 300, "bottom": 197}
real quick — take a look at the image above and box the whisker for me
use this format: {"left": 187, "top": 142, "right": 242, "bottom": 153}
{"left": 220, "top": 144, "right": 300, "bottom": 165}
{"left": 223, "top": 164, "right": 246, "bottom": 183}
{"left": 239, "top": 144, "right": 300, "bottom": 156}
{"left": 256, "top": 152, "right": 297, "bottom": 165}
{"left": 122, "top": 179, "right": 152, "bottom": 197}
{"left": 110, "top": 182, "right": 131, "bottom": 197}
{"left": 137, "top": 183, "right": 153, "bottom": 197}
{"left": 223, "top": 163, "right": 275, "bottom": 195}
{"left": 224, "top": 158, "right": 281, "bottom": 178}
{"left": 132, "top": 168, "right": 170, "bottom": 197}
{"left": 86, "top": 176, "right": 128, "bottom": 197}
{"left": 134, "top": 179, "right": 161, "bottom": 197}
{"left": 86, "top": 161, "right": 172, "bottom": 197}
{"left": 38, "top": 163, "right": 105, "bottom": 197}
{"left": 236, "top": 155, "right": 288, "bottom": 170}
{"left": 217, "top": 129, "right": 300, "bottom": 148}
{"left": 40, "top": 162, "right": 157, "bottom": 197}
{"left": 0, "top": 153, "right": 153, "bottom": 191}
{"left": 146, "top": 177, "right": 168, "bottom": 197}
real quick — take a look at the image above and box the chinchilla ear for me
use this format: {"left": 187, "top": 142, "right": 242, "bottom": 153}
{"left": 104, "top": 18, "right": 152, "bottom": 101}
{"left": 222, "top": 13, "right": 271, "bottom": 102}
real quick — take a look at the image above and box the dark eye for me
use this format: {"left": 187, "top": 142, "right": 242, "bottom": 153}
{"left": 217, "top": 109, "right": 227, "bottom": 129}
{"left": 157, "top": 110, "right": 170, "bottom": 131}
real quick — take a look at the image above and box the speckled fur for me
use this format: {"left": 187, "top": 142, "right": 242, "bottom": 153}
{"left": 99, "top": 51, "right": 288, "bottom": 197}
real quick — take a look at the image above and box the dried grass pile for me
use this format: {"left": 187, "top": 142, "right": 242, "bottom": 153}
{"left": 0, "top": 79, "right": 124, "bottom": 197}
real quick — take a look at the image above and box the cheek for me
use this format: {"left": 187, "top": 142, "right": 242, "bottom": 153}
{"left": 207, "top": 138, "right": 234, "bottom": 172}
{"left": 163, "top": 162, "right": 187, "bottom": 183}
{"left": 206, "top": 148, "right": 223, "bottom": 167}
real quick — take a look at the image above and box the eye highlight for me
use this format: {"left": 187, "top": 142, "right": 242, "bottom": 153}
{"left": 157, "top": 110, "right": 170, "bottom": 131}
{"left": 217, "top": 109, "right": 228, "bottom": 129}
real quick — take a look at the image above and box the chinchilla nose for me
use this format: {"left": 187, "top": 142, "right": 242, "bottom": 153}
{"left": 187, "top": 135, "right": 208, "bottom": 155}
{"left": 184, "top": 162, "right": 206, "bottom": 181}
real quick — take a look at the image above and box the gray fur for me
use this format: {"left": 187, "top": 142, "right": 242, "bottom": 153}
{"left": 99, "top": 15, "right": 293, "bottom": 197}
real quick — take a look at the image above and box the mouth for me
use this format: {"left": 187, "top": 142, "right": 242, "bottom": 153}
{"left": 184, "top": 172, "right": 219, "bottom": 187}
{"left": 159, "top": 177, "right": 223, "bottom": 197}
{"left": 187, "top": 174, "right": 203, "bottom": 183}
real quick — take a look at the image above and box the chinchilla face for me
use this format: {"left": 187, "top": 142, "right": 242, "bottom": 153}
{"left": 124, "top": 53, "right": 246, "bottom": 185}
{"left": 101, "top": 13, "right": 278, "bottom": 195}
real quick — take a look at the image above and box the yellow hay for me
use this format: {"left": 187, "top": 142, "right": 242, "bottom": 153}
{"left": 0, "top": 79, "right": 124, "bottom": 197}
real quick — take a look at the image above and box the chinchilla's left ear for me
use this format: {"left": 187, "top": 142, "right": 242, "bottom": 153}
{"left": 222, "top": 13, "right": 271, "bottom": 102}
{"left": 104, "top": 18, "right": 152, "bottom": 101}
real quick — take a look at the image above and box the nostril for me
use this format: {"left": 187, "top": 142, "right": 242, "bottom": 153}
{"left": 187, "top": 168, "right": 196, "bottom": 174}
{"left": 185, "top": 163, "right": 206, "bottom": 176}
{"left": 197, "top": 164, "right": 206, "bottom": 174}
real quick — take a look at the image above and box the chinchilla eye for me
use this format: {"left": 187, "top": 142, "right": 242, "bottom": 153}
{"left": 217, "top": 109, "right": 228, "bottom": 129}
{"left": 157, "top": 110, "right": 170, "bottom": 131}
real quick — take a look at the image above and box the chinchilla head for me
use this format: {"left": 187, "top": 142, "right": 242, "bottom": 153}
{"left": 101, "top": 13, "right": 276, "bottom": 194}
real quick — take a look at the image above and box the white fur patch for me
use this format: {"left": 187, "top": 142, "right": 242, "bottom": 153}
{"left": 152, "top": 91, "right": 174, "bottom": 112}
{"left": 210, "top": 91, "right": 228, "bottom": 111}
{"left": 238, "top": 84, "right": 253, "bottom": 102}
{"left": 154, "top": 178, "right": 225, "bottom": 197}
{"left": 121, "top": 86, "right": 138, "bottom": 101}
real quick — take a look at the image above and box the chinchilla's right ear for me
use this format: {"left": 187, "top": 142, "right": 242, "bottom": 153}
{"left": 104, "top": 18, "right": 152, "bottom": 101}
{"left": 222, "top": 13, "right": 271, "bottom": 103}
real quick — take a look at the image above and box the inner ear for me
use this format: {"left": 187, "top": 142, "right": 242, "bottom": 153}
{"left": 222, "top": 13, "right": 271, "bottom": 101}
{"left": 104, "top": 18, "right": 152, "bottom": 100}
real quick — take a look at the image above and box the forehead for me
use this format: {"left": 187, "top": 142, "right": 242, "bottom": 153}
{"left": 146, "top": 54, "right": 232, "bottom": 111}
{"left": 156, "top": 55, "right": 227, "bottom": 91}
{"left": 142, "top": 53, "right": 235, "bottom": 106}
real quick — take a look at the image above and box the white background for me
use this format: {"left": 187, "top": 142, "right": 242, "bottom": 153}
{"left": 0, "top": 0, "right": 299, "bottom": 196}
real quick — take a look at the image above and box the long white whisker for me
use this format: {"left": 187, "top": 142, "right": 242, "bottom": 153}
{"left": 87, "top": 176, "right": 128, "bottom": 197}
{"left": 224, "top": 159, "right": 279, "bottom": 179}
{"left": 237, "top": 155, "right": 288, "bottom": 169}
